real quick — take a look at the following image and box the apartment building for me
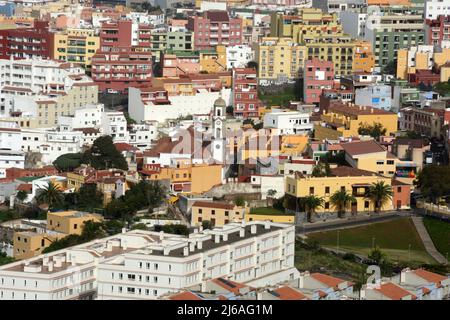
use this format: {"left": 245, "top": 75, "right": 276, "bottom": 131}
{"left": 312, "top": 0, "right": 366, "bottom": 13}
{"left": 99, "top": 20, "right": 152, "bottom": 51}
{"left": 96, "top": 222, "right": 298, "bottom": 299}
{"left": 425, "top": 15, "right": 450, "bottom": 46}
{"left": 401, "top": 106, "right": 447, "bottom": 138}
{"left": 363, "top": 6, "right": 424, "bottom": 70}
{"left": 396, "top": 43, "right": 450, "bottom": 80}
{"left": 161, "top": 51, "right": 200, "bottom": 77}
{"left": 47, "top": 211, "right": 102, "bottom": 236}
{"left": 150, "top": 29, "right": 194, "bottom": 62}
{"left": 187, "top": 10, "right": 243, "bottom": 50}
{"left": 190, "top": 201, "right": 247, "bottom": 226}
{"left": 270, "top": 10, "right": 342, "bottom": 43}
{"left": 232, "top": 68, "right": 261, "bottom": 119}
{"left": 303, "top": 59, "right": 334, "bottom": 105}
{"left": 263, "top": 108, "right": 313, "bottom": 135}
{"left": 353, "top": 41, "right": 375, "bottom": 73}
{"left": 314, "top": 101, "right": 399, "bottom": 140}
{"left": 0, "top": 57, "right": 98, "bottom": 128}
{"left": 0, "top": 20, "right": 54, "bottom": 60}
{"left": 53, "top": 28, "right": 100, "bottom": 70}
{"left": 226, "top": 45, "right": 253, "bottom": 69}
{"left": 425, "top": 0, "right": 450, "bottom": 20}
{"left": 0, "top": 121, "right": 24, "bottom": 178}
{"left": 354, "top": 84, "right": 393, "bottom": 111}
{"left": 91, "top": 48, "right": 153, "bottom": 93}
{"left": 1, "top": 223, "right": 296, "bottom": 300}
{"left": 199, "top": 46, "right": 227, "bottom": 73}
{"left": 255, "top": 37, "right": 307, "bottom": 84}
{"left": 285, "top": 166, "right": 395, "bottom": 214}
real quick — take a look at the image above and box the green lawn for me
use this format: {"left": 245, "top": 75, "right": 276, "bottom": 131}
{"left": 249, "top": 207, "right": 291, "bottom": 215}
{"left": 307, "top": 218, "right": 436, "bottom": 264}
{"left": 259, "top": 90, "right": 296, "bottom": 107}
{"left": 423, "top": 217, "right": 450, "bottom": 262}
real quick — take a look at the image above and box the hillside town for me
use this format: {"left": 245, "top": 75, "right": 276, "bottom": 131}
{"left": 0, "top": 0, "right": 449, "bottom": 302}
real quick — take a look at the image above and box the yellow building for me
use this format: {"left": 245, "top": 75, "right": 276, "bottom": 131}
{"left": 440, "top": 62, "right": 450, "bottom": 82}
{"left": 353, "top": 41, "right": 375, "bottom": 73}
{"left": 314, "top": 102, "right": 398, "bottom": 141}
{"left": 341, "top": 140, "right": 398, "bottom": 176}
{"left": 255, "top": 37, "right": 307, "bottom": 82}
{"left": 13, "top": 232, "right": 63, "bottom": 260}
{"left": 285, "top": 166, "right": 394, "bottom": 214}
{"left": 270, "top": 10, "right": 340, "bottom": 42}
{"left": 396, "top": 46, "right": 450, "bottom": 80}
{"left": 191, "top": 201, "right": 247, "bottom": 226}
{"left": 199, "top": 46, "right": 227, "bottom": 73}
{"left": 53, "top": 28, "right": 100, "bottom": 69}
{"left": 47, "top": 211, "right": 103, "bottom": 235}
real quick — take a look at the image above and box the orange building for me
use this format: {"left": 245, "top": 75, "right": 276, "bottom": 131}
{"left": 353, "top": 41, "right": 375, "bottom": 73}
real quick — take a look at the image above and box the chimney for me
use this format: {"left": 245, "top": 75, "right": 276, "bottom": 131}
{"left": 239, "top": 228, "right": 245, "bottom": 237}
{"left": 199, "top": 225, "right": 203, "bottom": 232}
{"left": 371, "top": 108, "right": 374, "bottom": 114}
{"left": 214, "top": 234, "right": 220, "bottom": 243}
{"left": 197, "top": 240, "right": 203, "bottom": 250}
{"left": 193, "top": 228, "right": 198, "bottom": 234}
{"left": 163, "top": 248, "right": 171, "bottom": 256}
{"left": 122, "top": 240, "right": 128, "bottom": 250}
{"left": 183, "top": 246, "right": 189, "bottom": 256}
{"left": 159, "top": 231, "right": 164, "bottom": 241}
{"left": 400, "top": 268, "right": 408, "bottom": 283}
{"left": 264, "top": 221, "right": 270, "bottom": 229}
{"left": 250, "top": 224, "right": 257, "bottom": 234}
{"left": 360, "top": 287, "right": 366, "bottom": 300}
{"left": 223, "top": 233, "right": 228, "bottom": 241}
{"left": 298, "top": 272, "right": 306, "bottom": 288}
{"left": 121, "top": 228, "right": 126, "bottom": 234}
{"left": 106, "top": 241, "right": 113, "bottom": 252}
{"left": 48, "top": 261, "right": 54, "bottom": 272}
{"left": 54, "top": 257, "right": 62, "bottom": 268}
{"left": 71, "top": 254, "right": 76, "bottom": 267}
{"left": 189, "top": 242, "right": 196, "bottom": 252}
{"left": 201, "top": 281, "right": 207, "bottom": 292}
{"left": 43, "top": 257, "right": 49, "bottom": 266}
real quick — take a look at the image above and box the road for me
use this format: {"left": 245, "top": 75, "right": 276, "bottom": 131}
{"left": 296, "top": 211, "right": 413, "bottom": 234}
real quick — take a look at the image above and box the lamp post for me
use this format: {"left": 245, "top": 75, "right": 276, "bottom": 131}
{"left": 408, "top": 244, "right": 411, "bottom": 263}
{"left": 372, "top": 237, "right": 376, "bottom": 249}
{"left": 337, "top": 230, "right": 340, "bottom": 254}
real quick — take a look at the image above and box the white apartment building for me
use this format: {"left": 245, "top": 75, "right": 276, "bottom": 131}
{"left": 97, "top": 221, "right": 297, "bottom": 300}
{"left": 425, "top": 0, "right": 450, "bottom": 20}
{"left": 312, "top": 0, "right": 366, "bottom": 13}
{"left": 339, "top": 11, "right": 367, "bottom": 39}
{"left": 0, "top": 121, "right": 25, "bottom": 178}
{"left": 128, "top": 123, "right": 158, "bottom": 151}
{"left": 58, "top": 104, "right": 104, "bottom": 131}
{"left": 0, "top": 57, "right": 98, "bottom": 128}
{"left": 21, "top": 129, "right": 83, "bottom": 165}
{"left": 129, "top": 87, "right": 232, "bottom": 123}
{"left": 101, "top": 112, "right": 129, "bottom": 143}
{"left": 226, "top": 45, "right": 254, "bottom": 69}
{"left": 0, "top": 222, "right": 298, "bottom": 300}
{"left": 263, "top": 108, "right": 313, "bottom": 135}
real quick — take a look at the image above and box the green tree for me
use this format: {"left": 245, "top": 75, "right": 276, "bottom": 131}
{"left": 0, "top": 252, "right": 14, "bottom": 266}
{"left": 368, "top": 246, "right": 388, "bottom": 265}
{"left": 35, "top": 181, "right": 64, "bottom": 210}
{"left": 53, "top": 153, "right": 83, "bottom": 172}
{"left": 311, "top": 162, "right": 331, "bottom": 177}
{"left": 358, "top": 122, "right": 387, "bottom": 139}
{"left": 16, "top": 190, "right": 28, "bottom": 202}
{"left": 246, "top": 61, "right": 258, "bottom": 70}
{"left": 234, "top": 196, "right": 245, "bottom": 207}
{"left": 330, "top": 190, "right": 356, "bottom": 218}
{"left": 80, "top": 220, "right": 107, "bottom": 242}
{"left": 131, "top": 223, "right": 149, "bottom": 231}
{"left": 144, "top": 180, "right": 166, "bottom": 214}
{"left": 104, "top": 220, "right": 125, "bottom": 235}
{"left": 302, "top": 195, "right": 324, "bottom": 222}
{"left": 202, "top": 220, "right": 213, "bottom": 230}
{"left": 82, "top": 135, "right": 128, "bottom": 170}
{"left": 42, "top": 234, "right": 81, "bottom": 254}
{"left": 155, "top": 224, "right": 189, "bottom": 236}
{"left": 366, "top": 181, "right": 393, "bottom": 213}
{"left": 414, "top": 165, "right": 450, "bottom": 203}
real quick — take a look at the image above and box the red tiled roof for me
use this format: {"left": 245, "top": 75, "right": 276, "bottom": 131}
{"left": 17, "top": 183, "right": 32, "bottom": 192}
{"left": 329, "top": 166, "right": 379, "bottom": 177}
{"left": 114, "top": 143, "right": 137, "bottom": 152}
{"left": 272, "top": 286, "right": 309, "bottom": 300}
{"left": 211, "top": 277, "right": 254, "bottom": 295}
{"left": 311, "top": 273, "right": 349, "bottom": 289}
{"left": 413, "top": 269, "right": 448, "bottom": 285}
{"left": 374, "top": 282, "right": 416, "bottom": 300}
{"left": 169, "top": 291, "right": 203, "bottom": 300}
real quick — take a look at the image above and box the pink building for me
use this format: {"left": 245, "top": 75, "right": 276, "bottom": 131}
{"left": 303, "top": 59, "right": 334, "bottom": 105}
{"left": 162, "top": 52, "right": 200, "bottom": 77}
{"left": 187, "top": 10, "right": 243, "bottom": 50}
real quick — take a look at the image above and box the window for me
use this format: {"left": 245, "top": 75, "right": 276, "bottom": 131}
{"left": 397, "top": 187, "right": 402, "bottom": 193}
{"left": 376, "top": 161, "right": 384, "bottom": 165}
{"left": 325, "top": 186, "right": 330, "bottom": 194}
{"left": 154, "top": 263, "right": 158, "bottom": 270}
{"left": 309, "top": 187, "right": 314, "bottom": 195}
{"left": 74, "top": 224, "right": 78, "bottom": 230}
{"left": 387, "top": 160, "right": 395, "bottom": 165}
{"left": 325, "top": 202, "right": 330, "bottom": 209}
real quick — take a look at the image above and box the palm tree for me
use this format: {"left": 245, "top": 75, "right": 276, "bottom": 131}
{"left": 16, "top": 190, "right": 28, "bottom": 203}
{"left": 330, "top": 190, "right": 356, "bottom": 218}
{"left": 366, "top": 181, "right": 393, "bottom": 213}
{"left": 302, "top": 195, "right": 324, "bottom": 222}
{"left": 35, "top": 181, "right": 64, "bottom": 210}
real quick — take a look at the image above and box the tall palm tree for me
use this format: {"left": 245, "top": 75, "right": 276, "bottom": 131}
{"left": 35, "top": 181, "right": 64, "bottom": 210}
{"left": 302, "top": 195, "right": 324, "bottom": 222}
{"left": 366, "top": 181, "right": 393, "bottom": 213}
{"left": 330, "top": 190, "right": 356, "bottom": 218}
